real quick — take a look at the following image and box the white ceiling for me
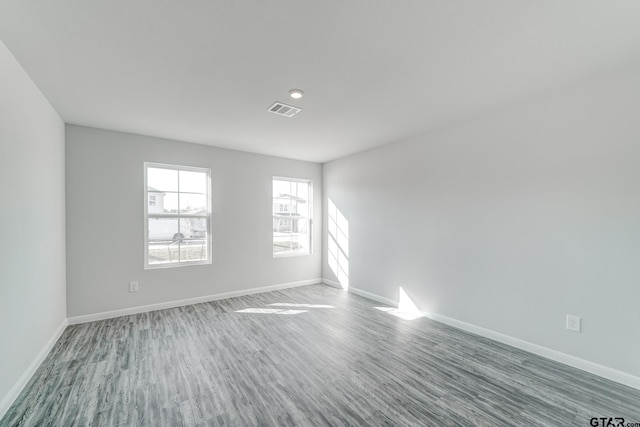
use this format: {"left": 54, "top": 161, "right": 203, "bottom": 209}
{"left": 1, "top": 1, "right": 640, "bottom": 163}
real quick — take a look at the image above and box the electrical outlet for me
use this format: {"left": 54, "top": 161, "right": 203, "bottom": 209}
{"left": 566, "top": 314, "right": 581, "bottom": 333}
{"left": 129, "top": 281, "right": 139, "bottom": 292}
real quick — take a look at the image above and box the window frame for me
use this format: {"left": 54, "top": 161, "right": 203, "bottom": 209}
{"left": 272, "top": 176, "right": 313, "bottom": 258}
{"left": 144, "top": 162, "right": 212, "bottom": 269}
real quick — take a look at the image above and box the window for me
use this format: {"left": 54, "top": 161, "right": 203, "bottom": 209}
{"left": 144, "top": 163, "right": 212, "bottom": 268}
{"left": 273, "top": 177, "right": 312, "bottom": 257}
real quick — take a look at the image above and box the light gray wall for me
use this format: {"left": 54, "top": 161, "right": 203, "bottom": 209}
{"left": 0, "top": 41, "right": 66, "bottom": 405}
{"left": 66, "top": 125, "right": 322, "bottom": 317}
{"left": 323, "top": 60, "right": 640, "bottom": 376}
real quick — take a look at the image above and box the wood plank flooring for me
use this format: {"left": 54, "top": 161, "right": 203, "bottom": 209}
{"left": 2, "top": 284, "right": 639, "bottom": 426}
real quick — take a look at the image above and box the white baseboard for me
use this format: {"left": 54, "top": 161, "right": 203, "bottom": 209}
{"left": 341, "top": 284, "right": 640, "bottom": 391}
{"left": 348, "top": 285, "right": 397, "bottom": 307}
{"left": 321, "top": 278, "right": 342, "bottom": 289}
{"left": 427, "top": 312, "right": 640, "bottom": 390}
{"left": 68, "top": 279, "right": 322, "bottom": 325}
{"left": 0, "top": 318, "right": 68, "bottom": 420}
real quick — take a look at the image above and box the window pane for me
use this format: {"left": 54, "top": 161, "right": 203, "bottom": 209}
{"left": 149, "top": 217, "right": 179, "bottom": 241}
{"left": 179, "top": 193, "right": 207, "bottom": 214}
{"left": 154, "top": 193, "right": 178, "bottom": 214}
{"left": 273, "top": 180, "right": 291, "bottom": 198}
{"left": 294, "top": 182, "right": 310, "bottom": 202}
{"left": 179, "top": 217, "right": 207, "bottom": 239}
{"left": 295, "top": 198, "right": 308, "bottom": 217}
{"left": 148, "top": 167, "right": 178, "bottom": 192}
{"left": 274, "top": 218, "right": 309, "bottom": 255}
{"left": 179, "top": 218, "right": 207, "bottom": 262}
{"left": 273, "top": 178, "right": 311, "bottom": 256}
{"left": 148, "top": 217, "right": 179, "bottom": 264}
{"left": 273, "top": 234, "right": 293, "bottom": 253}
{"left": 148, "top": 192, "right": 161, "bottom": 213}
{"left": 293, "top": 219, "right": 310, "bottom": 253}
{"left": 179, "top": 170, "right": 207, "bottom": 193}
{"left": 147, "top": 191, "right": 178, "bottom": 215}
{"left": 145, "top": 163, "right": 212, "bottom": 269}
{"left": 179, "top": 239, "right": 208, "bottom": 262}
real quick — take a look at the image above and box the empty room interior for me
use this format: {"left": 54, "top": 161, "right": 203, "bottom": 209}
{"left": 2, "top": 1, "right": 640, "bottom": 426}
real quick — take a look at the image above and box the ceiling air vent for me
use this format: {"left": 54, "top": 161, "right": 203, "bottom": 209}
{"left": 267, "top": 102, "right": 301, "bottom": 117}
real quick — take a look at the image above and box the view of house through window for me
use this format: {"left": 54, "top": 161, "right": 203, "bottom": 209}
{"left": 144, "top": 163, "right": 211, "bottom": 268}
{"left": 273, "top": 177, "right": 312, "bottom": 256}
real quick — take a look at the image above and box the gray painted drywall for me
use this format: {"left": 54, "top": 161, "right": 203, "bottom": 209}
{"left": 66, "top": 125, "right": 322, "bottom": 317}
{"left": 0, "top": 41, "right": 66, "bottom": 404}
{"left": 323, "top": 60, "right": 640, "bottom": 376}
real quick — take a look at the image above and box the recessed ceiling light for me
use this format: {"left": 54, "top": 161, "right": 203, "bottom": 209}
{"left": 288, "top": 89, "right": 304, "bottom": 99}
